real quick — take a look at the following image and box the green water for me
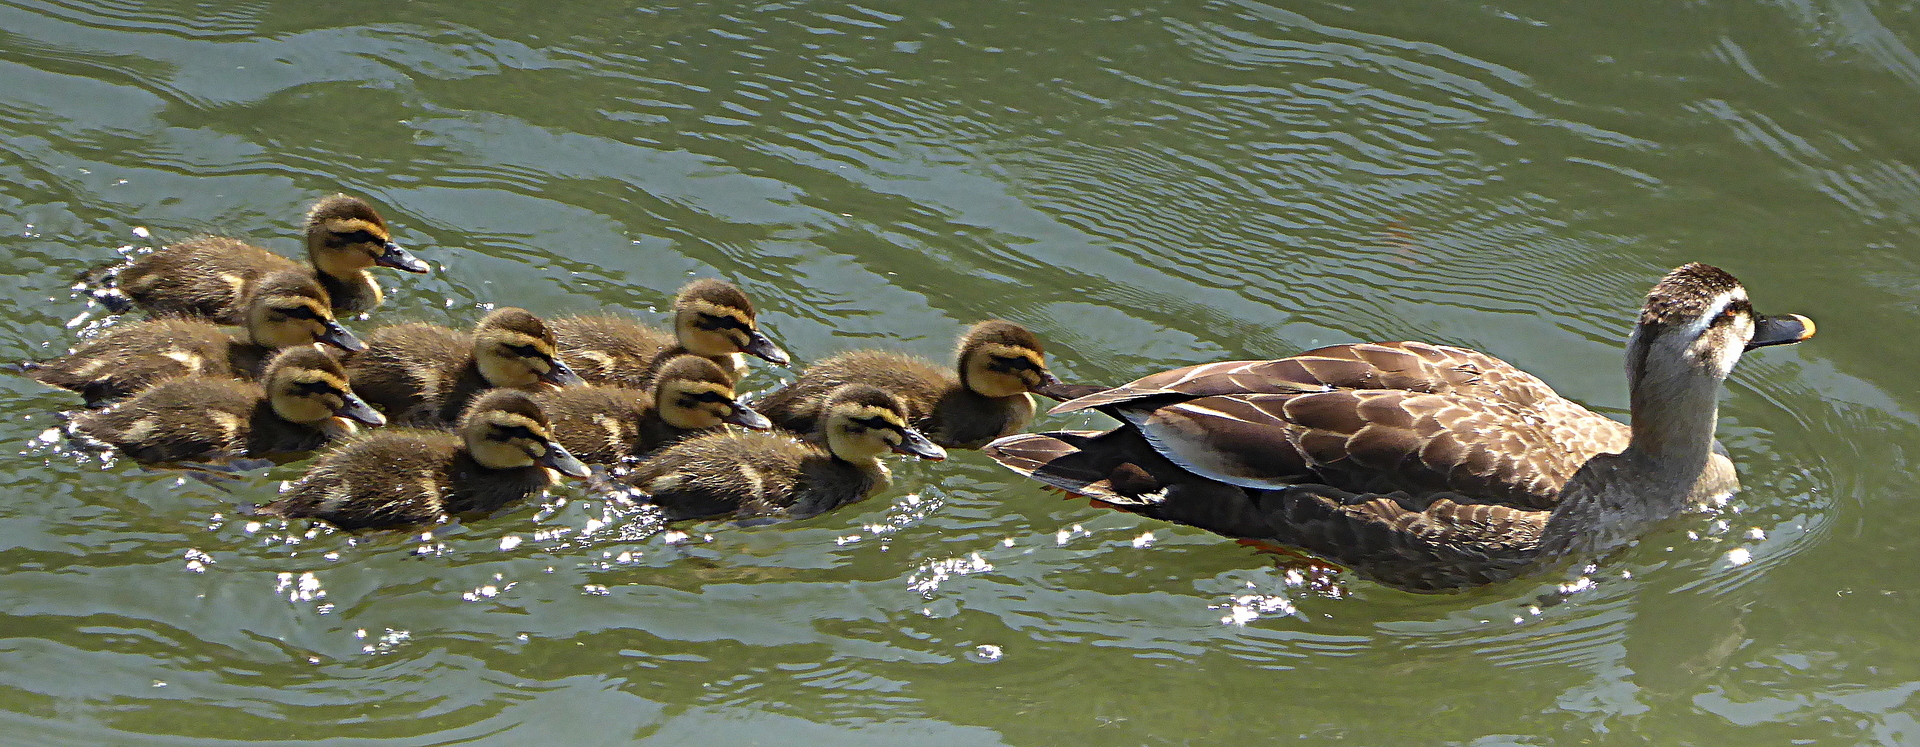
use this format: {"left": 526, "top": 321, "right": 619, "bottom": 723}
{"left": 2, "top": 0, "right": 1916, "bottom": 744}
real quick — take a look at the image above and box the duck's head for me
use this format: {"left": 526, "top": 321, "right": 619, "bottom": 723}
{"left": 957, "top": 320, "right": 1057, "bottom": 398}
{"left": 652, "top": 354, "right": 773, "bottom": 431}
{"left": 671, "top": 279, "right": 790, "bottom": 366}
{"left": 243, "top": 271, "right": 363, "bottom": 352}
{"left": 473, "top": 308, "right": 583, "bottom": 389}
{"left": 458, "top": 389, "right": 590, "bottom": 477}
{"left": 304, "top": 195, "right": 429, "bottom": 275}
{"left": 1627, "top": 263, "right": 1814, "bottom": 383}
{"left": 262, "top": 346, "right": 384, "bottom": 427}
{"left": 819, "top": 384, "right": 946, "bottom": 463}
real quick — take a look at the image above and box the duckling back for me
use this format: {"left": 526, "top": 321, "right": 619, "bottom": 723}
{"left": 69, "top": 376, "right": 267, "bottom": 464}
{"left": 755, "top": 351, "right": 950, "bottom": 435}
{"left": 261, "top": 430, "right": 472, "bottom": 529}
{"left": 345, "top": 322, "right": 472, "bottom": 425}
{"left": 16, "top": 318, "right": 243, "bottom": 406}
{"left": 113, "top": 237, "right": 302, "bottom": 324}
{"left": 532, "top": 385, "right": 655, "bottom": 466}
{"left": 625, "top": 430, "right": 878, "bottom": 521}
{"left": 550, "top": 315, "right": 673, "bottom": 388}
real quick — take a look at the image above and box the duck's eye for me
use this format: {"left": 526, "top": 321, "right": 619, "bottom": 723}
{"left": 331, "top": 229, "right": 380, "bottom": 245}
{"left": 505, "top": 344, "right": 542, "bottom": 358}
{"left": 277, "top": 306, "right": 322, "bottom": 321}
{"left": 696, "top": 314, "right": 750, "bottom": 332}
{"left": 849, "top": 416, "right": 898, "bottom": 432}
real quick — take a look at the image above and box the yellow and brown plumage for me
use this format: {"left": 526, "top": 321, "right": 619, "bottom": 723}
{"left": 69, "top": 346, "right": 384, "bottom": 465}
{"left": 17, "top": 271, "right": 364, "bottom": 406}
{"left": 533, "top": 354, "right": 771, "bottom": 466}
{"left": 755, "top": 320, "right": 1056, "bottom": 449}
{"left": 623, "top": 384, "right": 945, "bottom": 522}
{"left": 551, "top": 278, "right": 789, "bottom": 388}
{"left": 346, "top": 307, "right": 583, "bottom": 426}
{"left": 985, "top": 263, "right": 1817, "bottom": 592}
{"left": 259, "top": 389, "right": 590, "bottom": 530}
{"left": 93, "top": 195, "right": 428, "bottom": 322}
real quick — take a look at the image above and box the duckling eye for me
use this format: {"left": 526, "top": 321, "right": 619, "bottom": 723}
{"left": 505, "top": 344, "right": 543, "bottom": 358}
{"left": 295, "top": 381, "right": 340, "bottom": 397}
{"left": 695, "top": 314, "right": 750, "bottom": 332}
{"left": 490, "top": 425, "right": 539, "bottom": 442}
{"left": 991, "top": 356, "right": 1036, "bottom": 373}
{"left": 332, "top": 229, "right": 381, "bottom": 245}
{"left": 850, "top": 416, "right": 898, "bottom": 432}
{"left": 277, "top": 306, "right": 322, "bottom": 321}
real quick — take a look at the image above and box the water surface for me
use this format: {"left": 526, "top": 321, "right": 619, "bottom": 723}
{"left": 2, "top": 0, "right": 1917, "bottom": 744}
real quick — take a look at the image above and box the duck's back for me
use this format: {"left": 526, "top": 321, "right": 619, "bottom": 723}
{"left": 1058, "top": 341, "right": 1630, "bottom": 510}
{"left": 117, "top": 237, "right": 303, "bottom": 323}
{"left": 551, "top": 315, "right": 673, "bottom": 388}
{"left": 345, "top": 323, "right": 470, "bottom": 424}
{"left": 756, "top": 351, "right": 950, "bottom": 434}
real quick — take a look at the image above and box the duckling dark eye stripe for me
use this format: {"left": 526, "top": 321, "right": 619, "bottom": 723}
{"left": 279, "top": 306, "right": 321, "bottom": 320}
{"left": 851, "top": 416, "right": 900, "bottom": 431}
{"left": 695, "top": 314, "right": 751, "bottom": 332}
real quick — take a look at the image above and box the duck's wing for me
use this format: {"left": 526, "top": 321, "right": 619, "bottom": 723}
{"left": 1115, "top": 386, "right": 1625, "bottom": 510}
{"left": 1051, "top": 342, "right": 1569, "bottom": 414}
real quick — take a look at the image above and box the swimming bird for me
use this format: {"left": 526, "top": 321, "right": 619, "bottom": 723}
{"left": 69, "top": 346, "right": 383, "bottom": 465}
{"left": 259, "top": 389, "right": 590, "bottom": 530}
{"left": 89, "top": 195, "right": 428, "bottom": 321}
{"left": 346, "top": 307, "right": 582, "bottom": 426}
{"left": 983, "top": 264, "right": 1815, "bottom": 592}
{"left": 754, "top": 320, "right": 1057, "bottom": 448}
{"left": 624, "top": 384, "right": 946, "bottom": 521}
{"left": 551, "top": 278, "right": 788, "bottom": 389}
{"left": 18, "top": 271, "right": 363, "bottom": 406}
{"left": 533, "top": 354, "right": 772, "bottom": 466}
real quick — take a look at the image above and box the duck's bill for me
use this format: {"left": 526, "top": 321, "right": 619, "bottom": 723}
{"left": 741, "top": 331, "right": 791, "bottom": 367}
{"left": 376, "top": 241, "right": 431, "bottom": 273}
{"left": 317, "top": 321, "right": 366, "bottom": 352}
{"left": 1747, "top": 313, "right": 1816, "bottom": 350}
{"left": 333, "top": 394, "right": 386, "bottom": 426}
{"left": 540, "top": 358, "right": 584, "bottom": 386}
{"left": 539, "top": 442, "right": 592, "bottom": 478}
{"left": 723, "top": 403, "right": 773, "bottom": 430}
{"left": 893, "top": 428, "right": 947, "bottom": 461}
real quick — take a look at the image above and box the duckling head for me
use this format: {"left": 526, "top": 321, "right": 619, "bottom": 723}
{"left": 263, "top": 346, "right": 384, "bottom": 427}
{"left": 305, "top": 195, "right": 429, "bottom": 275}
{"left": 956, "top": 320, "right": 1058, "bottom": 398}
{"left": 243, "top": 271, "right": 364, "bottom": 352}
{"left": 671, "top": 279, "right": 790, "bottom": 365}
{"left": 473, "top": 308, "right": 583, "bottom": 389}
{"left": 458, "top": 389, "right": 590, "bottom": 477}
{"left": 820, "top": 384, "right": 946, "bottom": 463}
{"left": 652, "top": 354, "right": 772, "bottom": 430}
{"left": 1626, "top": 263, "right": 1814, "bottom": 385}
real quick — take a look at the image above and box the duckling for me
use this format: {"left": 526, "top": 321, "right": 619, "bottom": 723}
{"left": 69, "top": 346, "right": 384, "bottom": 466}
{"left": 17, "top": 271, "right": 364, "bottom": 406}
{"left": 624, "top": 384, "right": 946, "bottom": 522}
{"left": 91, "top": 195, "right": 428, "bottom": 322}
{"left": 754, "top": 320, "right": 1057, "bottom": 449}
{"left": 346, "top": 307, "right": 583, "bottom": 426}
{"left": 533, "top": 355, "right": 773, "bottom": 466}
{"left": 551, "top": 278, "right": 790, "bottom": 388}
{"left": 259, "top": 389, "right": 590, "bottom": 530}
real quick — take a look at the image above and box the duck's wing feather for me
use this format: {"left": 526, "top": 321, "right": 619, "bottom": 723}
{"left": 1116, "top": 387, "right": 1622, "bottom": 509}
